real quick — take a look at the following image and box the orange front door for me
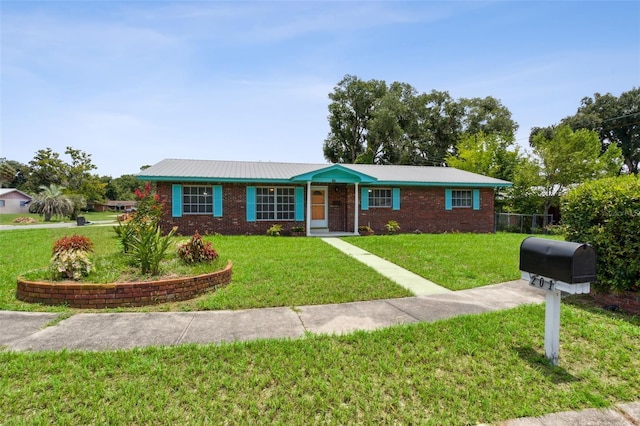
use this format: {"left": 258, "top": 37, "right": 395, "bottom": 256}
{"left": 310, "top": 187, "right": 327, "bottom": 228}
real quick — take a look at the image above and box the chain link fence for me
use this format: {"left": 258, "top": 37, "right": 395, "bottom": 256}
{"left": 495, "top": 213, "right": 554, "bottom": 234}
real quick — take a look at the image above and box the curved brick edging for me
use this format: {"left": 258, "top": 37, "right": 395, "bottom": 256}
{"left": 16, "top": 262, "right": 232, "bottom": 309}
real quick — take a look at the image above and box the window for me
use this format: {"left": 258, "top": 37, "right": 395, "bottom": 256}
{"left": 0, "top": 200, "right": 4, "bottom": 207}
{"left": 256, "top": 187, "right": 295, "bottom": 220}
{"left": 183, "top": 185, "right": 213, "bottom": 214}
{"left": 451, "top": 190, "right": 472, "bottom": 208}
{"left": 20, "top": 201, "right": 29, "bottom": 207}
{"left": 369, "top": 189, "right": 392, "bottom": 208}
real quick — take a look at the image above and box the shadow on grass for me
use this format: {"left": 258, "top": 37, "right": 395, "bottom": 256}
{"left": 515, "top": 345, "right": 580, "bottom": 384}
{"left": 563, "top": 294, "right": 640, "bottom": 327}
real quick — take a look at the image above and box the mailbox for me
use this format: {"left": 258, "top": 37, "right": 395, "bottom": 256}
{"left": 519, "top": 237, "right": 596, "bottom": 366}
{"left": 520, "top": 237, "right": 596, "bottom": 284}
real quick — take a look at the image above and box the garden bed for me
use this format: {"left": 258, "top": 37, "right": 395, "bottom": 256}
{"left": 16, "top": 261, "right": 232, "bottom": 308}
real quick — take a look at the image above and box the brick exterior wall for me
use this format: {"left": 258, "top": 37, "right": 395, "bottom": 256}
{"left": 16, "top": 262, "right": 232, "bottom": 309}
{"left": 157, "top": 182, "right": 496, "bottom": 236}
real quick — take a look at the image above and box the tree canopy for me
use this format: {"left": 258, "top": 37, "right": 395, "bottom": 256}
{"left": 529, "top": 125, "right": 624, "bottom": 212}
{"left": 530, "top": 87, "right": 639, "bottom": 174}
{"left": 323, "top": 75, "right": 517, "bottom": 166}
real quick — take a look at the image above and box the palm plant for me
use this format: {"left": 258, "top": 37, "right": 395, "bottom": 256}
{"left": 29, "top": 184, "right": 74, "bottom": 221}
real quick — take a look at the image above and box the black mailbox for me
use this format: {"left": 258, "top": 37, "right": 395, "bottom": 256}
{"left": 519, "top": 237, "right": 596, "bottom": 284}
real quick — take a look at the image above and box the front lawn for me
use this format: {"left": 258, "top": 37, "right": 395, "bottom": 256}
{"left": 344, "top": 233, "right": 561, "bottom": 290}
{"left": 0, "top": 227, "right": 411, "bottom": 312}
{"left": 2, "top": 303, "right": 638, "bottom": 424}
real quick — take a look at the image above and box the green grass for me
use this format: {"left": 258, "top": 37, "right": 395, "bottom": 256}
{"left": 0, "top": 227, "right": 411, "bottom": 312}
{"left": 343, "top": 233, "right": 562, "bottom": 290}
{"left": 1, "top": 304, "right": 638, "bottom": 424}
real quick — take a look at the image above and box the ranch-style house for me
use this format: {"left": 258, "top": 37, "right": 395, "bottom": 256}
{"left": 138, "top": 159, "right": 512, "bottom": 236}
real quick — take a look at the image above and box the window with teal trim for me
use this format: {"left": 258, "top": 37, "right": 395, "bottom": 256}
{"left": 183, "top": 185, "right": 213, "bottom": 214}
{"left": 369, "top": 189, "right": 392, "bottom": 207}
{"left": 256, "top": 187, "right": 295, "bottom": 220}
{"left": 451, "top": 190, "right": 472, "bottom": 208}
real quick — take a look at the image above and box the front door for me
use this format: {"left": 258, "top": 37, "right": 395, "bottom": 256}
{"left": 310, "top": 187, "right": 328, "bottom": 228}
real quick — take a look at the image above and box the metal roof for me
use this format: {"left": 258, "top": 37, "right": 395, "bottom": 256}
{"left": 139, "top": 159, "right": 512, "bottom": 187}
{"left": 0, "top": 188, "right": 32, "bottom": 199}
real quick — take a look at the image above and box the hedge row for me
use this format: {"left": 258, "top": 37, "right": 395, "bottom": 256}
{"left": 562, "top": 175, "right": 640, "bottom": 292}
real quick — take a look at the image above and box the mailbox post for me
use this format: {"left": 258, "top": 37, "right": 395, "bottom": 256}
{"left": 519, "top": 237, "right": 596, "bottom": 365}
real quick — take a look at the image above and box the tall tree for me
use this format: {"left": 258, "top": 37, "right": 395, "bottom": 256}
{"left": 323, "top": 75, "right": 517, "bottom": 167}
{"left": 445, "top": 132, "right": 521, "bottom": 182}
{"left": 25, "top": 148, "right": 68, "bottom": 192}
{"left": 323, "top": 75, "right": 387, "bottom": 163}
{"left": 459, "top": 96, "right": 518, "bottom": 140}
{"left": 531, "top": 88, "right": 640, "bottom": 173}
{"left": 531, "top": 125, "right": 624, "bottom": 213}
{"left": 0, "top": 159, "right": 16, "bottom": 188}
{"left": 401, "top": 90, "right": 462, "bottom": 166}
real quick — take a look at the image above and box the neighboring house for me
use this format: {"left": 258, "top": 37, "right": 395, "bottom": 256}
{"left": 92, "top": 200, "right": 138, "bottom": 212}
{"left": 138, "top": 159, "right": 512, "bottom": 236}
{"left": 0, "top": 188, "right": 32, "bottom": 215}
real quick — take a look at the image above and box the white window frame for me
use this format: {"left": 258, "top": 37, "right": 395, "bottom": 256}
{"left": 183, "top": 185, "right": 213, "bottom": 215}
{"left": 369, "top": 188, "right": 392, "bottom": 208}
{"left": 256, "top": 187, "right": 295, "bottom": 221}
{"left": 0, "top": 200, "right": 5, "bottom": 207}
{"left": 451, "top": 189, "right": 473, "bottom": 208}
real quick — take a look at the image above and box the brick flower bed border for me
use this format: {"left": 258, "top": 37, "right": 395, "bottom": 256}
{"left": 16, "top": 261, "right": 232, "bottom": 309}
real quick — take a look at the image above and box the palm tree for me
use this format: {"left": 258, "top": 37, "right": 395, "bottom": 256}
{"left": 29, "top": 184, "right": 74, "bottom": 221}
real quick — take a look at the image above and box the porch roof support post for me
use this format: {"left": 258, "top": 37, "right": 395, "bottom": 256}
{"left": 354, "top": 182, "right": 359, "bottom": 234}
{"left": 306, "top": 181, "right": 312, "bottom": 236}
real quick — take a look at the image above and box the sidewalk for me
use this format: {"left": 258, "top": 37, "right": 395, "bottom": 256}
{"left": 1, "top": 236, "right": 637, "bottom": 424}
{"left": 0, "top": 219, "right": 115, "bottom": 231}
{"left": 1, "top": 279, "right": 543, "bottom": 352}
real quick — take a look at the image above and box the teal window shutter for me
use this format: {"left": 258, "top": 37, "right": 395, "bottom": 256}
{"left": 473, "top": 189, "right": 480, "bottom": 210}
{"left": 172, "top": 184, "right": 182, "bottom": 217}
{"left": 392, "top": 188, "right": 400, "bottom": 210}
{"left": 295, "top": 187, "right": 304, "bottom": 221}
{"left": 213, "top": 185, "right": 223, "bottom": 217}
{"left": 361, "top": 187, "right": 369, "bottom": 210}
{"left": 246, "top": 186, "right": 256, "bottom": 222}
{"left": 445, "top": 189, "right": 453, "bottom": 211}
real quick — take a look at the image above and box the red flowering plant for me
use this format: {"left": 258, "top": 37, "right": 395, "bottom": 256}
{"left": 49, "top": 235, "right": 94, "bottom": 280}
{"left": 177, "top": 231, "right": 218, "bottom": 264}
{"left": 114, "top": 182, "right": 176, "bottom": 275}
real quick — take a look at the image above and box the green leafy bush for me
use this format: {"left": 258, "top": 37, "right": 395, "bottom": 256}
{"left": 266, "top": 224, "right": 283, "bottom": 236}
{"left": 562, "top": 175, "right": 640, "bottom": 292}
{"left": 49, "top": 235, "right": 94, "bottom": 280}
{"left": 177, "top": 231, "right": 219, "bottom": 264}
{"left": 126, "top": 224, "right": 176, "bottom": 275}
{"left": 114, "top": 182, "right": 176, "bottom": 275}
{"left": 385, "top": 220, "right": 401, "bottom": 235}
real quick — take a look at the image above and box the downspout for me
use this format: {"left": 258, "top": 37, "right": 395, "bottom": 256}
{"left": 354, "top": 182, "right": 359, "bottom": 234}
{"left": 306, "top": 181, "right": 311, "bottom": 236}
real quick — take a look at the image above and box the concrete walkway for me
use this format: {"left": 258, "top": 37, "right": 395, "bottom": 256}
{"left": 322, "top": 237, "right": 451, "bottom": 296}
{"left": 0, "top": 280, "right": 543, "bottom": 352}
{"left": 1, "top": 235, "right": 637, "bottom": 424}
{"left": 0, "top": 219, "right": 116, "bottom": 231}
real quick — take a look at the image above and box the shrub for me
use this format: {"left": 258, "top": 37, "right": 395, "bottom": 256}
{"left": 266, "top": 224, "right": 283, "bottom": 236}
{"left": 115, "top": 182, "right": 176, "bottom": 275}
{"left": 49, "top": 235, "right": 94, "bottom": 280}
{"left": 385, "top": 220, "right": 401, "bottom": 235}
{"left": 52, "top": 235, "right": 94, "bottom": 253}
{"left": 177, "top": 231, "right": 219, "bottom": 264}
{"left": 126, "top": 224, "right": 177, "bottom": 275}
{"left": 562, "top": 175, "right": 640, "bottom": 292}
{"left": 358, "top": 225, "right": 374, "bottom": 235}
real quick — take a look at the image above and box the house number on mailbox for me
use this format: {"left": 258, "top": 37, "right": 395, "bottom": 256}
{"left": 529, "top": 274, "right": 555, "bottom": 291}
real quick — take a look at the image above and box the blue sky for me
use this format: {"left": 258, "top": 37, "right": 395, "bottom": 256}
{"left": 1, "top": 1, "right": 639, "bottom": 178}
